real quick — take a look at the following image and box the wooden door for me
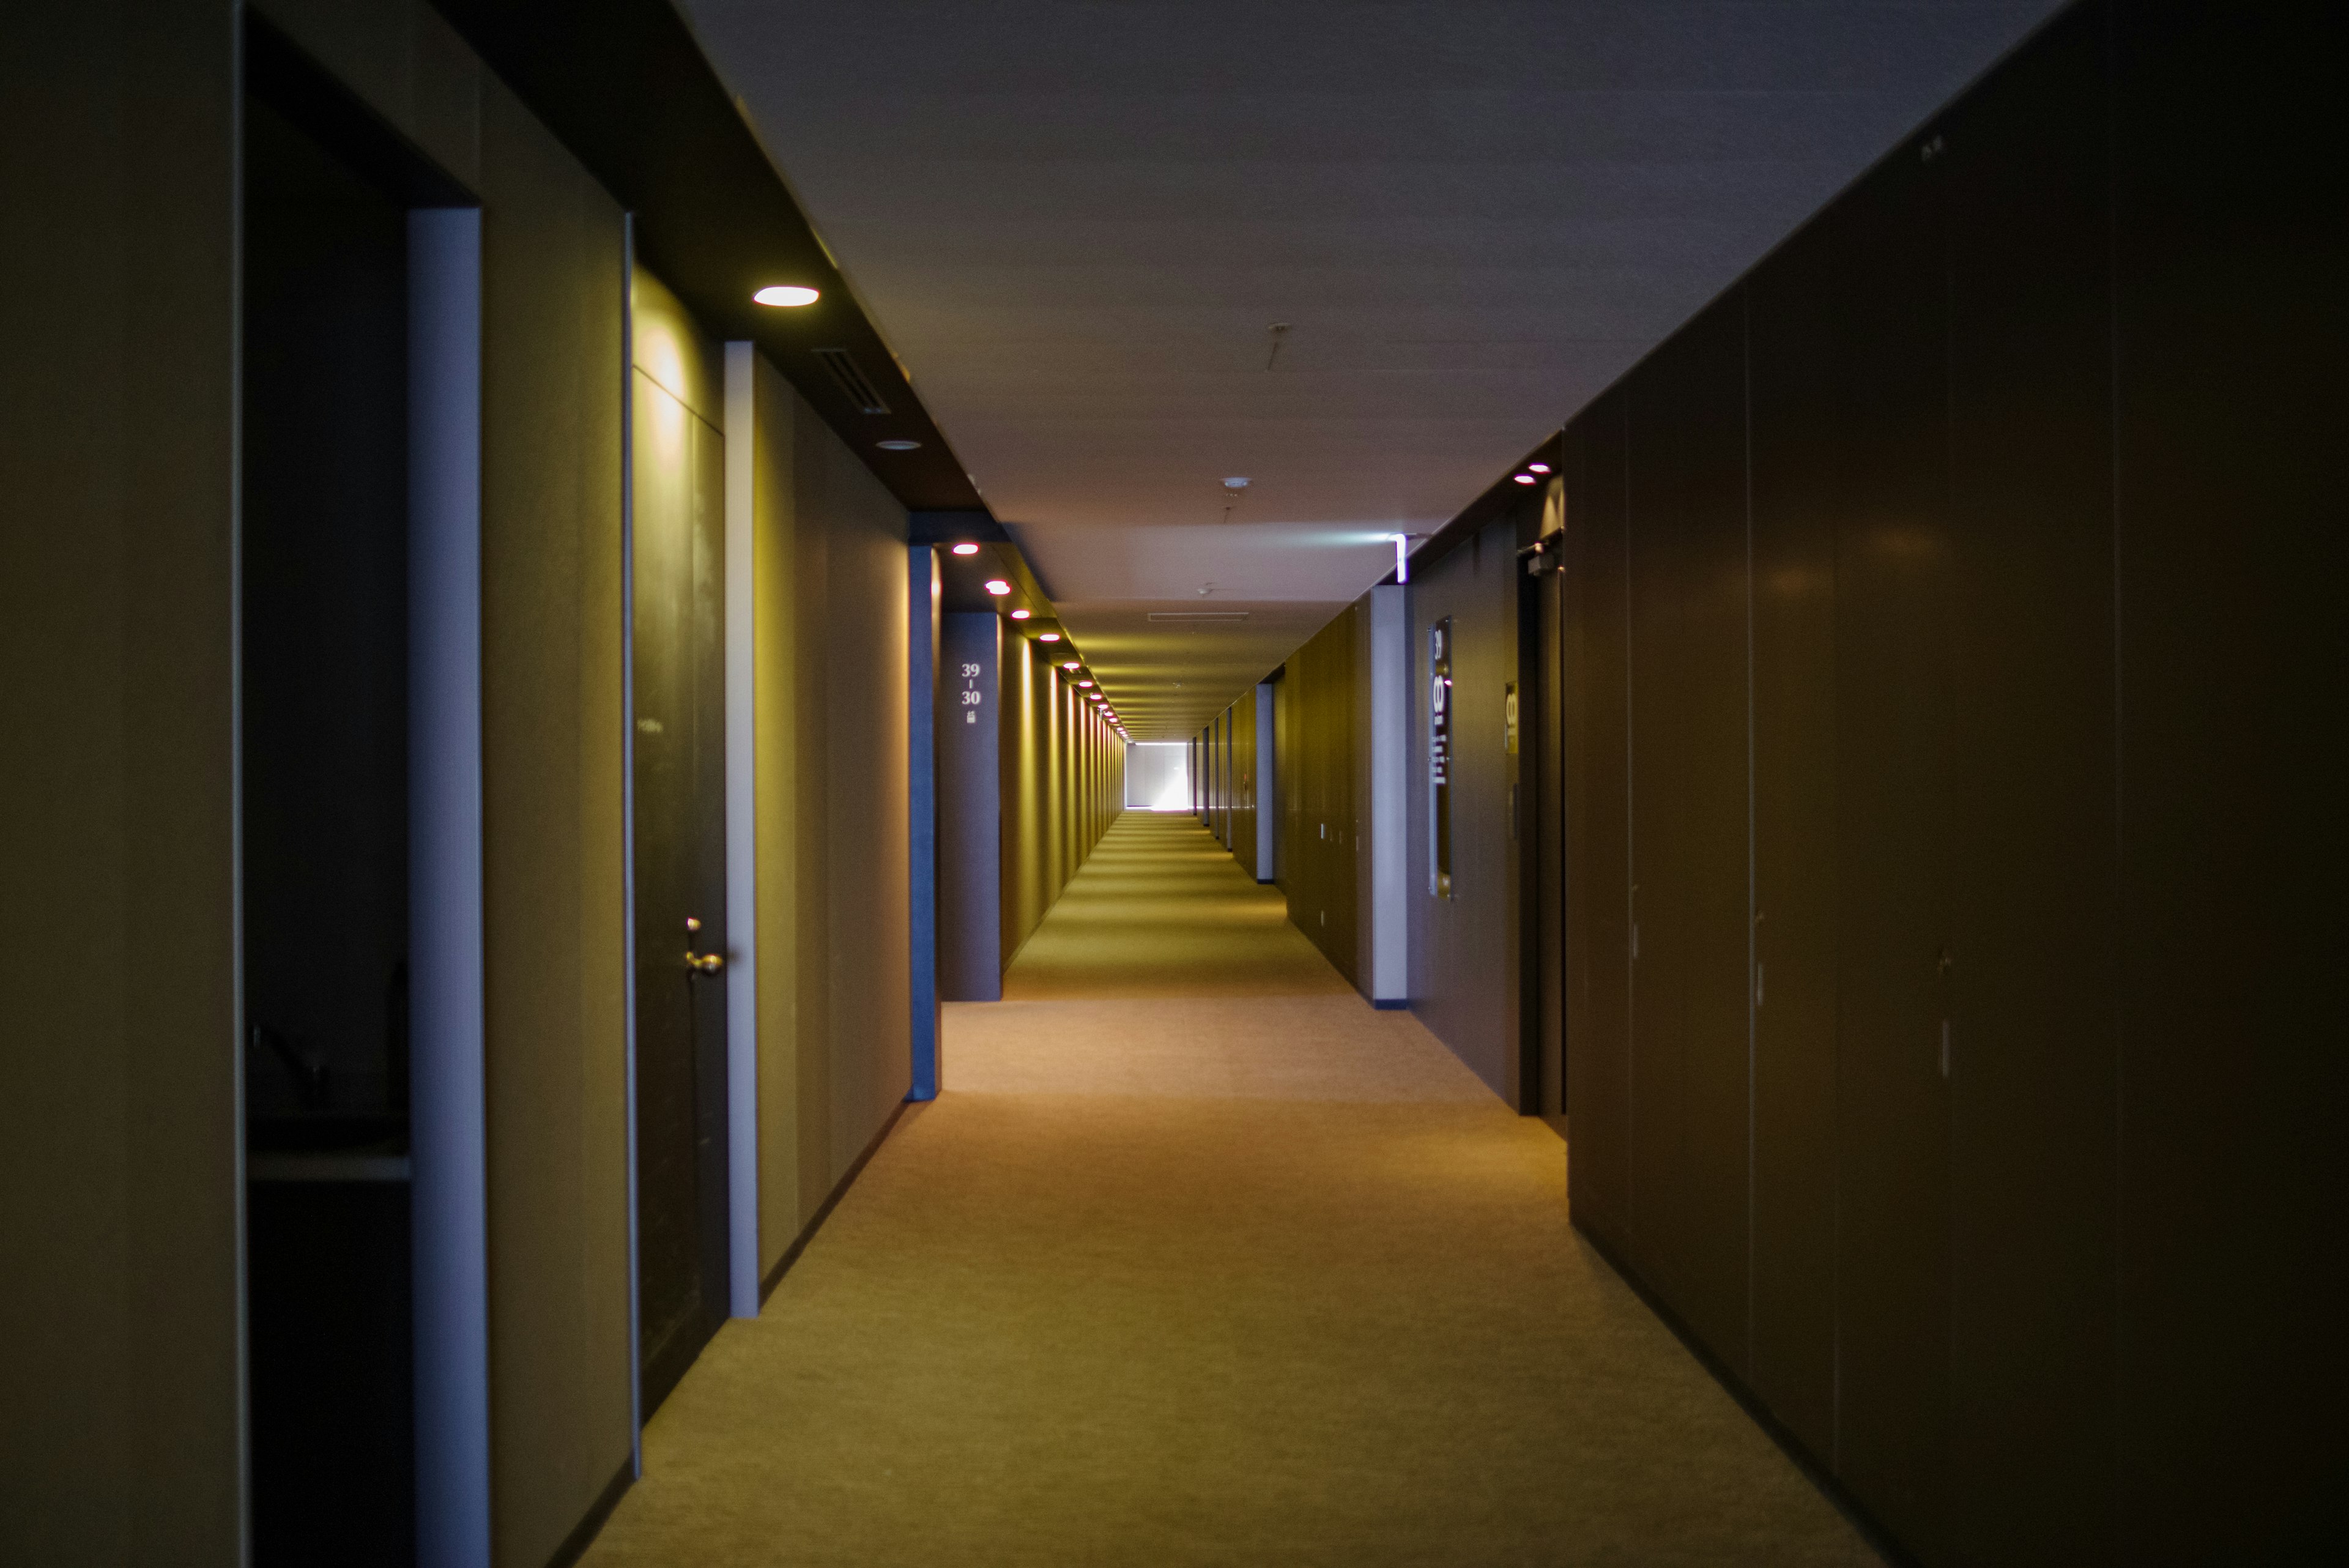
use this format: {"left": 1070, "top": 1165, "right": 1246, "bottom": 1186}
{"left": 630, "top": 368, "right": 730, "bottom": 1419}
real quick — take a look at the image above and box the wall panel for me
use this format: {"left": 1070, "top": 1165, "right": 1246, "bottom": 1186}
{"left": 1562, "top": 393, "right": 1633, "bottom": 1248}
{"left": 2111, "top": 4, "right": 2348, "bottom": 1557}
{"left": 1232, "top": 693, "right": 1258, "bottom": 880}
{"left": 1407, "top": 526, "right": 1515, "bottom": 1098}
{"left": 1745, "top": 218, "right": 1841, "bottom": 1461}
{"left": 0, "top": 1, "right": 244, "bottom": 1557}
{"left": 1826, "top": 141, "right": 1951, "bottom": 1559}
{"left": 1624, "top": 295, "right": 1751, "bottom": 1364}
{"left": 1275, "top": 601, "right": 1364, "bottom": 989}
{"left": 1943, "top": 7, "right": 2118, "bottom": 1557}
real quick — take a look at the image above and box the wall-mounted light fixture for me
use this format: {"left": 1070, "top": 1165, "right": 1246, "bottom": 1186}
{"left": 984, "top": 579, "right": 1012, "bottom": 596}
{"left": 754, "top": 285, "right": 820, "bottom": 308}
{"left": 951, "top": 542, "right": 980, "bottom": 555}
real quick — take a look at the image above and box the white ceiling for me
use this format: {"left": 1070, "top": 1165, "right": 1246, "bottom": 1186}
{"left": 683, "top": 0, "right": 2063, "bottom": 737}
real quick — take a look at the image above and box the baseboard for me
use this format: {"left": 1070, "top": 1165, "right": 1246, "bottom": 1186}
{"left": 1371, "top": 997, "right": 1409, "bottom": 1010}
{"left": 1572, "top": 1220, "right": 1920, "bottom": 1568}
{"left": 760, "top": 1097, "right": 913, "bottom": 1304}
{"left": 544, "top": 1454, "right": 633, "bottom": 1568}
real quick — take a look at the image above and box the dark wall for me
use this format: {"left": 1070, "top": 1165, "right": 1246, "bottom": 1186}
{"left": 0, "top": 0, "right": 245, "bottom": 1555}
{"left": 1231, "top": 692, "right": 1258, "bottom": 880}
{"left": 1272, "top": 600, "right": 1365, "bottom": 988}
{"left": 1559, "top": 4, "right": 2347, "bottom": 1561}
{"left": 1407, "top": 521, "right": 1518, "bottom": 1102}
{"left": 2109, "top": 6, "right": 2346, "bottom": 1555}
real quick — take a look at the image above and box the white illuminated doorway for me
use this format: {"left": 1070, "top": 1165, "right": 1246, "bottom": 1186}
{"left": 1124, "top": 742, "right": 1192, "bottom": 810}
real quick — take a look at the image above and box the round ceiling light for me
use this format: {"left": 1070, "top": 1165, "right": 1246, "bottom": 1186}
{"left": 1009, "top": 609, "right": 1033, "bottom": 620}
{"left": 950, "top": 541, "right": 980, "bottom": 555}
{"left": 1077, "top": 679, "right": 1095, "bottom": 688}
{"left": 1527, "top": 462, "right": 1552, "bottom": 474}
{"left": 753, "top": 285, "right": 820, "bottom": 308}
{"left": 1062, "top": 661, "right": 1080, "bottom": 671}
{"left": 983, "top": 579, "right": 1012, "bottom": 596}
{"left": 877, "top": 439, "right": 922, "bottom": 451}
{"left": 1037, "top": 631, "right": 1061, "bottom": 642}
{"left": 1513, "top": 473, "right": 1537, "bottom": 485}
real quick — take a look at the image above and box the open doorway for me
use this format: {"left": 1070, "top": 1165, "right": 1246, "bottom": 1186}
{"left": 239, "top": 18, "right": 475, "bottom": 1561}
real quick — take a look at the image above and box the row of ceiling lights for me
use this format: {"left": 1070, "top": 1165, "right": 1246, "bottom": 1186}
{"left": 761, "top": 281, "right": 1128, "bottom": 735}
{"left": 766, "top": 277, "right": 1130, "bottom": 737}
{"left": 951, "top": 540, "right": 1126, "bottom": 736}
{"left": 1512, "top": 461, "right": 1553, "bottom": 486}
{"left": 762, "top": 291, "right": 1107, "bottom": 712}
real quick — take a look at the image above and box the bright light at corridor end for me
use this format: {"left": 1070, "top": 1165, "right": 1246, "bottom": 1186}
{"left": 753, "top": 284, "right": 820, "bottom": 307}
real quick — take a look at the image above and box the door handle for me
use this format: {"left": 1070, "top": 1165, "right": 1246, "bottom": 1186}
{"left": 685, "top": 917, "right": 725, "bottom": 976}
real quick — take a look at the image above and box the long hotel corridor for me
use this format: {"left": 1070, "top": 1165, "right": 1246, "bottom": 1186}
{"left": 581, "top": 814, "right": 1875, "bottom": 1565}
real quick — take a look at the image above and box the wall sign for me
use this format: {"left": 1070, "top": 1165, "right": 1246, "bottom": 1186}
{"left": 1430, "top": 616, "right": 1452, "bottom": 898}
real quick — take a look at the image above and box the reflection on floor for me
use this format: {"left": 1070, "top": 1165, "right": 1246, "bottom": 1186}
{"left": 582, "top": 811, "right": 1877, "bottom": 1566}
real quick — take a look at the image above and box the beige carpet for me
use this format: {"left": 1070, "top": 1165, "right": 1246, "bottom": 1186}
{"left": 583, "top": 812, "right": 1877, "bottom": 1566}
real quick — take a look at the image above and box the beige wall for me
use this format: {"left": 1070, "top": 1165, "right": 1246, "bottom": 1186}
{"left": 0, "top": 1, "right": 243, "bottom": 1560}
{"left": 473, "top": 78, "right": 633, "bottom": 1568}
{"left": 741, "top": 360, "right": 913, "bottom": 1268}
{"left": 748, "top": 352, "right": 810, "bottom": 1260}
{"left": 795, "top": 400, "right": 916, "bottom": 1198}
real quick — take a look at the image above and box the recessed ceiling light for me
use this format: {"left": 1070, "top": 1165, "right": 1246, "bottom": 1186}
{"left": 1513, "top": 474, "right": 1537, "bottom": 485}
{"left": 754, "top": 285, "right": 820, "bottom": 308}
{"left": 1527, "top": 462, "right": 1552, "bottom": 474}
{"left": 877, "top": 439, "right": 922, "bottom": 451}
{"left": 1037, "top": 631, "right": 1061, "bottom": 642}
{"left": 983, "top": 579, "right": 1011, "bottom": 595}
{"left": 950, "top": 541, "right": 980, "bottom": 555}
{"left": 1063, "top": 661, "right": 1080, "bottom": 671}
{"left": 1078, "top": 680, "right": 1095, "bottom": 688}
{"left": 1010, "top": 609, "right": 1033, "bottom": 621}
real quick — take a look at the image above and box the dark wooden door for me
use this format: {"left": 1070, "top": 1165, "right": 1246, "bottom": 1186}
{"left": 630, "top": 369, "right": 729, "bottom": 1419}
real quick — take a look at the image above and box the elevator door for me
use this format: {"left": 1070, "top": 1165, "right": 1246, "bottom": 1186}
{"left": 631, "top": 370, "right": 729, "bottom": 1418}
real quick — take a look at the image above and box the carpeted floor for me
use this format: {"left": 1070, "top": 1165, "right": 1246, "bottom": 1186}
{"left": 582, "top": 812, "right": 1879, "bottom": 1566}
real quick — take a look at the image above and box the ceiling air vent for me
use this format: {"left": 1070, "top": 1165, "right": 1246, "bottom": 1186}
{"left": 1146, "top": 612, "right": 1250, "bottom": 623}
{"left": 811, "top": 347, "right": 891, "bottom": 415}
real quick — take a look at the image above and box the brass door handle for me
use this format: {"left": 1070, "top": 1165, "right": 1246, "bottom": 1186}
{"left": 684, "top": 916, "right": 723, "bottom": 975}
